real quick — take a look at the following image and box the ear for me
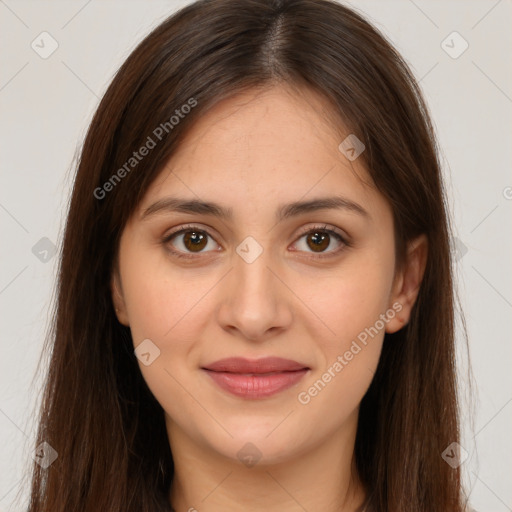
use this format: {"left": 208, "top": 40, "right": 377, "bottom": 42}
{"left": 385, "top": 234, "right": 428, "bottom": 334}
{"left": 111, "top": 268, "right": 130, "bottom": 326}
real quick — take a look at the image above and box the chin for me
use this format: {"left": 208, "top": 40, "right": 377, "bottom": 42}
{"left": 206, "top": 422, "right": 309, "bottom": 467}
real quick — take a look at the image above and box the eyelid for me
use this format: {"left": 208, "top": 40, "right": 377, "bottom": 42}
{"left": 294, "top": 223, "right": 348, "bottom": 242}
{"left": 163, "top": 223, "right": 221, "bottom": 241}
{"left": 161, "top": 222, "right": 350, "bottom": 259}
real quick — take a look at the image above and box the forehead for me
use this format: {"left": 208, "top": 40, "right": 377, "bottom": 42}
{"left": 137, "top": 86, "right": 388, "bottom": 223}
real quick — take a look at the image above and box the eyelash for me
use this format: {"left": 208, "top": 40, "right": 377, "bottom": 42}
{"left": 161, "top": 223, "right": 351, "bottom": 260}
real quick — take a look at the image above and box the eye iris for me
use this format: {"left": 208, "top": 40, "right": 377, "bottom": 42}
{"left": 307, "top": 231, "right": 330, "bottom": 252}
{"left": 183, "top": 231, "right": 207, "bottom": 252}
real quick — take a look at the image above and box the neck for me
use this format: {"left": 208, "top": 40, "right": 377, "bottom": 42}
{"left": 166, "top": 410, "right": 367, "bottom": 512}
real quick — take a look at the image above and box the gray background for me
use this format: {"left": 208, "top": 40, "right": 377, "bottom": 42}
{"left": 1, "top": 0, "right": 511, "bottom": 510}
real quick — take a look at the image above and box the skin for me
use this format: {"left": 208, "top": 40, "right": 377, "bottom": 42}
{"left": 112, "top": 85, "right": 427, "bottom": 512}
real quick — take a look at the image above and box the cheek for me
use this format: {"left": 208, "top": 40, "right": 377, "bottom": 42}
{"left": 120, "top": 247, "right": 210, "bottom": 343}
{"left": 313, "top": 252, "right": 394, "bottom": 344}
{"left": 120, "top": 256, "right": 211, "bottom": 425}
{"left": 295, "top": 253, "right": 393, "bottom": 411}
{"left": 119, "top": 250, "right": 220, "bottom": 410}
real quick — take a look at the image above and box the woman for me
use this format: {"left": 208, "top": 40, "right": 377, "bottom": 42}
{"left": 26, "top": 0, "right": 468, "bottom": 510}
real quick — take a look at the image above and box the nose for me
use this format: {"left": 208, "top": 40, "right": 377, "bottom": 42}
{"left": 216, "top": 245, "right": 293, "bottom": 342}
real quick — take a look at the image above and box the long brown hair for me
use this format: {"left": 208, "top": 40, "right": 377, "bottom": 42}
{"left": 25, "top": 0, "right": 466, "bottom": 510}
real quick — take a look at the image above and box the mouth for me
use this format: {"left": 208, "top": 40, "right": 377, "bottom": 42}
{"left": 201, "top": 357, "right": 310, "bottom": 399}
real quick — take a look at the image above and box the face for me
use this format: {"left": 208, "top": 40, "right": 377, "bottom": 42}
{"left": 112, "top": 86, "right": 426, "bottom": 467}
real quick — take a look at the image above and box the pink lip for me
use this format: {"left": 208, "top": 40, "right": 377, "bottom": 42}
{"left": 202, "top": 357, "right": 310, "bottom": 399}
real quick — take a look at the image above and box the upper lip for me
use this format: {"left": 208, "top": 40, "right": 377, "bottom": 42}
{"left": 202, "top": 357, "right": 309, "bottom": 374}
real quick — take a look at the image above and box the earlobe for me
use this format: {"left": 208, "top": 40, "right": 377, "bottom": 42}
{"left": 385, "top": 234, "right": 428, "bottom": 334}
{"left": 111, "top": 271, "right": 130, "bottom": 326}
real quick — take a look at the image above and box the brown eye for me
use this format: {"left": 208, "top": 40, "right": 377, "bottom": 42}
{"left": 292, "top": 225, "right": 348, "bottom": 258}
{"left": 306, "top": 231, "right": 331, "bottom": 252}
{"left": 182, "top": 230, "right": 208, "bottom": 252}
{"left": 164, "top": 226, "right": 220, "bottom": 258}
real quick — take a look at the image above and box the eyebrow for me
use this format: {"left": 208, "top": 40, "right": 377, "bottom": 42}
{"left": 140, "top": 195, "right": 370, "bottom": 221}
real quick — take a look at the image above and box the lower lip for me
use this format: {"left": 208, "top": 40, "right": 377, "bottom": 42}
{"left": 203, "top": 369, "right": 309, "bottom": 399}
